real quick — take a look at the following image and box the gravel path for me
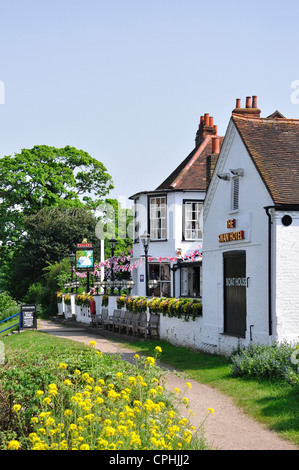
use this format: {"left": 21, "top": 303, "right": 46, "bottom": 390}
{"left": 38, "top": 319, "right": 298, "bottom": 451}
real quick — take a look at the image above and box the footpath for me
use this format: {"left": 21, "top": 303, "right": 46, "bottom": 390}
{"left": 38, "top": 319, "right": 298, "bottom": 451}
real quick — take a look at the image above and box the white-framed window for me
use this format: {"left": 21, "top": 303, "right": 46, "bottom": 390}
{"left": 183, "top": 201, "right": 203, "bottom": 240}
{"left": 149, "top": 196, "right": 167, "bottom": 240}
{"left": 149, "top": 263, "right": 171, "bottom": 297}
{"left": 231, "top": 177, "right": 239, "bottom": 211}
{"left": 180, "top": 265, "right": 202, "bottom": 298}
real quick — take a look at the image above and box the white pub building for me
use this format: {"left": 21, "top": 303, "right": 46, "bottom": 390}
{"left": 202, "top": 97, "right": 299, "bottom": 354}
{"left": 129, "top": 112, "right": 223, "bottom": 301}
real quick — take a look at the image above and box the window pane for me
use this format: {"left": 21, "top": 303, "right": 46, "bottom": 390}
{"left": 150, "top": 196, "right": 167, "bottom": 239}
{"left": 184, "top": 201, "right": 202, "bottom": 239}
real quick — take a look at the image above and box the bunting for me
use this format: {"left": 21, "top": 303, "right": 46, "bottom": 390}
{"left": 73, "top": 246, "right": 202, "bottom": 278}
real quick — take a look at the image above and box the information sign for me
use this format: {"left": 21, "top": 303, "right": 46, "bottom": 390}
{"left": 21, "top": 305, "right": 37, "bottom": 329}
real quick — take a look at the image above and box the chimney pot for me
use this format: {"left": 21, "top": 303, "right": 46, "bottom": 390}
{"left": 212, "top": 136, "right": 220, "bottom": 154}
{"left": 252, "top": 95, "right": 257, "bottom": 108}
{"left": 204, "top": 113, "right": 209, "bottom": 125}
{"left": 200, "top": 115, "right": 204, "bottom": 123}
{"left": 236, "top": 98, "right": 241, "bottom": 108}
{"left": 246, "top": 96, "right": 252, "bottom": 108}
{"left": 209, "top": 116, "right": 214, "bottom": 127}
{"left": 214, "top": 125, "right": 218, "bottom": 135}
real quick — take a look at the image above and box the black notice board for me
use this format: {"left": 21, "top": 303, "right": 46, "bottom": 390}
{"left": 21, "top": 305, "right": 37, "bottom": 329}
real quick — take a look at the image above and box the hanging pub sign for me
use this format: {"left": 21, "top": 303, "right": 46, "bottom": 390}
{"left": 76, "top": 243, "right": 94, "bottom": 272}
{"left": 21, "top": 304, "right": 37, "bottom": 330}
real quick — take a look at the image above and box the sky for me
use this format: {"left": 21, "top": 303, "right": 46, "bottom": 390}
{"left": 1, "top": 0, "right": 299, "bottom": 210}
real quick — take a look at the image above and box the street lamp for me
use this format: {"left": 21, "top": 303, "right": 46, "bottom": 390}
{"left": 107, "top": 278, "right": 115, "bottom": 295}
{"left": 94, "top": 273, "right": 101, "bottom": 294}
{"left": 140, "top": 231, "right": 151, "bottom": 296}
{"left": 64, "top": 281, "right": 70, "bottom": 292}
{"left": 115, "top": 279, "right": 124, "bottom": 295}
{"left": 101, "top": 278, "right": 108, "bottom": 295}
{"left": 73, "top": 279, "right": 80, "bottom": 293}
{"left": 125, "top": 278, "right": 135, "bottom": 294}
{"left": 148, "top": 277, "right": 158, "bottom": 296}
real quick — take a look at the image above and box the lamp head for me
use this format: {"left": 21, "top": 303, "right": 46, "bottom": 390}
{"left": 217, "top": 173, "right": 230, "bottom": 181}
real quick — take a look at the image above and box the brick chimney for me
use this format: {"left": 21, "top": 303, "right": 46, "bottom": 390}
{"left": 195, "top": 113, "right": 218, "bottom": 147}
{"left": 206, "top": 136, "right": 221, "bottom": 189}
{"left": 232, "top": 95, "right": 261, "bottom": 118}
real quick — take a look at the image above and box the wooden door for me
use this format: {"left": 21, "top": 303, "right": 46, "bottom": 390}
{"left": 223, "top": 251, "right": 246, "bottom": 338}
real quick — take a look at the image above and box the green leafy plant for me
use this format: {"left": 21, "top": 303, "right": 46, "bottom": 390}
{"left": 101, "top": 295, "right": 109, "bottom": 307}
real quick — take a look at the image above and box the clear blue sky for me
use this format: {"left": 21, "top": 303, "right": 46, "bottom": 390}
{"left": 1, "top": 0, "right": 299, "bottom": 207}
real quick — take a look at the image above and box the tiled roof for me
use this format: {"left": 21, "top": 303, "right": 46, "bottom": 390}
{"left": 156, "top": 135, "right": 223, "bottom": 191}
{"left": 232, "top": 114, "right": 299, "bottom": 205}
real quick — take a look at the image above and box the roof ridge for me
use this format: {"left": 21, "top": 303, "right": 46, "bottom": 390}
{"left": 233, "top": 114, "right": 299, "bottom": 124}
{"left": 170, "top": 135, "right": 212, "bottom": 188}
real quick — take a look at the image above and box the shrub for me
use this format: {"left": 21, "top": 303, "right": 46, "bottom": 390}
{"left": 230, "top": 342, "right": 299, "bottom": 386}
{"left": 0, "top": 292, "right": 20, "bottom": 321}
{"left": 1, "top": 342, "right": 210, "bottom": 450}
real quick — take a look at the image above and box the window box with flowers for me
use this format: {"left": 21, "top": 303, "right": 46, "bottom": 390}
{"left": 101, "top": 294, "right": 109, "bottom": 307}
{"left": 116, "top": 295, "right": 126, "bottom": 309}
{"left": 64, "top": 294, "right": 71, "bottom": 305}
{"left": 148, "top": 296, "right": 202, "bottom": 321}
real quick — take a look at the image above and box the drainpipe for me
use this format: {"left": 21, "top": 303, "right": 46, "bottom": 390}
{"left": 264, "top": 206, "right": 273, "bottom": 336}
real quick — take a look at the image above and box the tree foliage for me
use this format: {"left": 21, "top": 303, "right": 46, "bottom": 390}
{"left": 0, "top": 145, "right": 114, "bottom": 245}
{"left": 4, "top": 206, "right": 99, "bottom": 300}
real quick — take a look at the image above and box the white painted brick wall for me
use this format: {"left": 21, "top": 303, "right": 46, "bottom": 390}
{"left": 274, "top": 212, "right": 299, "bottom": 344}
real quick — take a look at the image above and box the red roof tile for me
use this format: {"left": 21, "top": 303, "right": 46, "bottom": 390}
{"left": 233, "top": 114, "right": 299, "bottom": 205}
{"left": 156, "top": 135, "right": 224, "bottom": 191}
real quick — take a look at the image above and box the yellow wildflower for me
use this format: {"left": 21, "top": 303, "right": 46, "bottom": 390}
{"left": 36, "top": 390, "right": 44, "bottom": 397}
{"left": 59, "top": 362, "right": 67, "bottom": 369}
{"left": 7, "top": 440, "right": 20, "bottom": 450}
{"left": 146, "top": 356, "right": 155, "bottom": 366}
{"left": 207, "top": 407, "right": 215, "bottom": 415}
{"left": 12, "top": 404, "right": 21, "bottom": 413}
{"left": 89, "top": 341, "right": 97, "bottom": 348}
{"left": 42, "top": 397, "right": 51, "bottom": 405}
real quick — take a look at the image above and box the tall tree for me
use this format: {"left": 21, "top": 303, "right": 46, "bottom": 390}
{"left": 5, "top": 206, "right": 99, "bottom": 300}
{"left": 0, "top": 145, "right": 114, "bottom": 246}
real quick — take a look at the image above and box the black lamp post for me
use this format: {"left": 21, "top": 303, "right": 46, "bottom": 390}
{"left": 140, "top": 231, "right": 151, "bottom": 296}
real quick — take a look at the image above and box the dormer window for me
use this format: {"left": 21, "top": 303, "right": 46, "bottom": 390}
{"left": 149, "top": 196, "right": 167, "bottom": 240}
